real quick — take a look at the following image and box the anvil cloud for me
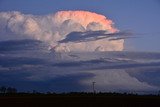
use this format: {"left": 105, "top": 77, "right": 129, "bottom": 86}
{"left": 0, "top": 11, "right": 124, "bottom": 52}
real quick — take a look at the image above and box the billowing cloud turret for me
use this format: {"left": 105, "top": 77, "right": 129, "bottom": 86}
{"left": 0, "top": 11, "right": 124, "bottom": 52}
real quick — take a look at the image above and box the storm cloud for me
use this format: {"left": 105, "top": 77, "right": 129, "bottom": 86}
{"left": 0, "top": 11, "right": 124, "bottom": 52}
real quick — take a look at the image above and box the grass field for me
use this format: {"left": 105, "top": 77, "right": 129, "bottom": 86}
{"left": 0, "top": 93, "right": 160, "bottom": 107}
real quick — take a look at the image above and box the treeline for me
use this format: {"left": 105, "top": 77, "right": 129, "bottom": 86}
{"left": 1, "top": 86, "right": 160, "bottom": 96}
{"left": 0, "top": 86, "right": 17, "bottom": 94}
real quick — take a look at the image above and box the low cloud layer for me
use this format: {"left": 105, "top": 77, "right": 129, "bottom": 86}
{"left": 0, "top": 40, "right": 160, "bottom": 93}
{"left": 0, "top": 11, "right": 124, "bottom": 52}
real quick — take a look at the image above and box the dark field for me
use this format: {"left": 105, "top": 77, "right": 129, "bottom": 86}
{"left": 0, "top": 93, "right": 160, "bottom": 107}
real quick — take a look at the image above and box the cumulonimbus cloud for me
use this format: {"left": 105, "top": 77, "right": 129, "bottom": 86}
{"left": 0, "top": 11, "right": 124, "bottom": 52}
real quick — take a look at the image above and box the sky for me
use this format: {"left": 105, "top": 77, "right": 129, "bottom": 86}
{"left": 0, "top": 0, "right": 160, "bottom": 51}
{"left": 0, "top": 0, "right": 160, "bottom": 93}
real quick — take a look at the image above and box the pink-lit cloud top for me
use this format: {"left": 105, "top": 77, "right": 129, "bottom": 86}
{"left": 54, "top": 11, "right": 117, "bottom": 32}
{"left": 0, "top": 11, "right": 124, "bottom": 52}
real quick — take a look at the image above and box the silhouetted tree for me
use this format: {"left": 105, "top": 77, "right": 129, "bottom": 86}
{"left": 47, "top": 91, "right": 51, "bottom": 94}
{"left": 0, "top": 86, "right": 6, "bottom": 94}
{"left": 158, "top": 90, "right": 160, "bottom": 96}
{"left": 32, "top": 90, "right": 39, "bottom": 94}
{"left": 6, "top": 87, "right": 17, "bottom": 93}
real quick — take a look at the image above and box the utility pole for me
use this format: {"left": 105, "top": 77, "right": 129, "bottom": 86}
{"left": 92, "top": 82, "right": 96, "bottom": 94}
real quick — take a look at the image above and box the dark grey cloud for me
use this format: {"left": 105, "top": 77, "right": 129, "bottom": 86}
{"left": 59, "top": 30, "right": 133, "bottom": 43}
{"left": 0, "top": 39, "right": 45, "bottom": 52}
